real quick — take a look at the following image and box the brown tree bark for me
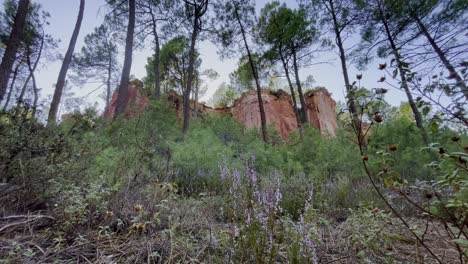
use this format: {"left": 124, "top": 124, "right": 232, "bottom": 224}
{"left": 235, "top": 7, "right": 268, "bottom": 142}
{"left": 16, "top": 34, "right": 43, "bottom": 111}
{"left": 193, "top": 72, "right": 199, "bottom": 120}
{"left": 149, "top": 4, "right": 161, "bottom": 99}
{"left": 182, "top": 12, "right": 199, "bottom": 133}
{"left": 48, "top": 0, "right": 85, "bottom": 125}
{"left": 379, "top": 3, "right": 427, "bottom": 142}
{"left": 326, "top": 0, "right": 361, "bottom": 135}
{"left": 0, "top": 0, "right": 30, "bottom": 102}
{"left": 105, "top": 56, "right": 112, "bottom": 112}
{"left": 280, "top": 51, "right": 302, "bottom": 133}
{"left": 292, "top": 48, "right": 308, "bottom": 123}
{"left": 182, "top": 0, "right": 208, "bottom": 133}
{"left": 2, "top": 57, "right": 23, "bottom": 111}
{"left": 114, "top": 0, "right": 136, "bottom": 119}
{"left": 412, "top": 13, "right": 467, "bottom": 100}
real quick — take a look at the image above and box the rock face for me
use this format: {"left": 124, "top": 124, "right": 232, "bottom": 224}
{"left": 103, "top": 83, "right": 338, "bottom": 140}
{"left": 231, "top": 89, "right": 298, "bottom": 139}
{"left": 104, "top": 81, "right": 149, "bottom": 119}
{"left": 304, "top": 88, "right": 338, "bottom": 137}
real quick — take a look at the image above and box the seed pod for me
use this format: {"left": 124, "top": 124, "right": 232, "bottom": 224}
{"left": 362, "top": 155, "right": 369, "bottom": 161}
{"left": 439, "top": 147, "right": 445, "bottom": 154}
{"left": 378, "top": 63, "right": 387, "bottom": 70}
{"left": 388, "top": 145, "right": 397, "bottom": 151}
{"left": 374, "top": 115, "right": 383, "bottom": 123}
{"left": 425, "top": 192, "right": 433, "bottom": 199}
{"left": 447, "top": 71, "right": 457, "bottom": 79}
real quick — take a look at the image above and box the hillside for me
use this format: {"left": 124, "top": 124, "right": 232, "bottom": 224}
{"left": 0, "top": 0, "right": 467, "bottom": 263}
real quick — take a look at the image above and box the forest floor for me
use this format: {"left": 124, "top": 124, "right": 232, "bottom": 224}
{"left": 0, "top": 205, "right": 462, "bottom": 263}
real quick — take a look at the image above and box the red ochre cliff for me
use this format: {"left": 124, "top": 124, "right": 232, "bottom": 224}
{"left": 103, "top": 83, "right": 338, "bottom": 140}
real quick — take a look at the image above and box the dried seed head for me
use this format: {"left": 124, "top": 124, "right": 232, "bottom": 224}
{"left": 447, "top": 71, "right": 457, "bottom": 79}
{"left": 374, "top": 115, "right": 383, "bottom": 123}
{"left": 388, "top": 145, "right": 397, "bottom": 152}
{"left": 362, "top": 155, "right": 369, "bottom": 161}
{"left": 439, "top": 147, "right": 446, "bottom": 154}
{"left": 451, "top": 136, "right": 460, "bottom": 142}
{"left": 425, "top": 192, "right": 433, "bottom": 199}
{"left": 134, "top": 205, "right": 143, "bottom": 212}
{"left": 356, "top": 73, "right": 362, "bottom": 80}
{"left": 378, "top": 63, "right": 387, "bottom": 70}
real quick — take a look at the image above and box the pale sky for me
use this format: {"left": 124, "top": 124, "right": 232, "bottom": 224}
{"left": 4, "top": 0, "right": 415, "bottom": 115}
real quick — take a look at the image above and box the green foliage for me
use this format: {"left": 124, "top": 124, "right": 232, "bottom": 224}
{"left": 348, "top": 203, "right": 392, "bottom": 259}
{"left": 209, "top": 82, "right": 238, "bottom": 108}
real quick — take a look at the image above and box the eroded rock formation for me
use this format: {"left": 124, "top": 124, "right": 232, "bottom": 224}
{"left": 104, "top": 81, "right": 149, "bottom": 119}
{"left": 103, "top": 82, "right": 338, "bottom": 140}
{"left": 231, "top": 89, "right": 298, "bottom": 139}
{"left": 304, "top": 88, "right": 338, "bottom": 137}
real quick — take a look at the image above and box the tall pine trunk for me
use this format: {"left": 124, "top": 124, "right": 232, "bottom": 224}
{"left": 292, "top": 48, "right": 308, "bottom": 123}
{"left": 149, "top": 5, "right": 161, "bottom": 99}
{"left": 17, "top": 34, "right": 44, "bottom": 113}
{"left": 2, "top": 58, "right": 22, "bottom": 110}
{"left": 235, "top": 8, "right": 268, "bottom": 142}
{"left": 48, "top": 0, "right": 85, "bottom": 125}
{"left": 182, "top": 11, "right": 199, "bottom": 133}
{"left": 0, "top": 0, "right": 29, "bottom": 102}
{"left": 328, "top": 0, "right": 360, "bottom": 134}
{"left": 280, "top": 51, "right": 302, "bottom": 132}
{"left": 30, "top": 71, "right": 38, "bottom": 118}
{"left": 105, "top": 57, "right": 112, "bottom": 112}
{"left": 412, "top": 13, "right": 467, "bottom": 100}
{"left": 114, "top": 0, "right": 136, "bottom": 118}
{"left": 193, "top": 73, "right": 199, "bottom": 120}
{"left": 379, "top": 4, "right": 427, "bottom": 142}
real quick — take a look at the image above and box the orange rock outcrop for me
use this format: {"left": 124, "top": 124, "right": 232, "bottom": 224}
{"left": 231, "top": 89, "right": 298, "bottom": 139}
{"left": 104, "top": 81, "right": 149, "bottom": 119}
{"left": 103, "top": 82, "right": 338, "bottom": 140}
{"left": 304, "top": 88, "right": 338, "bottom": 137}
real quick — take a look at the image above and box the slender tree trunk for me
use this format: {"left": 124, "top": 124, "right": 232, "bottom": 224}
{"left": 0, "top": 0, "right": 29, "bottom": 102}
{"left": 114, "top": 0, "right": 136, "bottom": 118}
{"left": 149, "top": 5, "right": 161, "bottom": 99}
{"left": 292, "top": 48, "right": 308, "bottom": 123}
{"left": 16, "top": 37, "right": 43, "bottom": 111}
{"left": 154, "top": 41, "right": 161, "bottom": 98}
{"left": 327, "top": 0, "right": 361, "bottom": 135}
{"left": 105, "top": 57, "right": 112, "bottom": 112}
{"left": 379, "top": 5, "right": 427, "bottom": 142}
{"left": 235, "top": 8, "right": 268, "bottom": 142}
{"left": 412, "top": 13, "right": 467, "bottom": 100}
{"left": 2, "top": 59, "right": 22, "bottom": 111}
{"left": 194, "top": 73, "right": 199, "bottom": 120}
{"left": 280, "top": 51, "right": 302, "bottom": 132}
{"left": 182, "top": 12, "right": 199, "bottom": 133}
{"left": 30, "top": 71, "right": 38, "bottom": 118}
{"left": 16, "top": 73, "right": 31, "bottom": 109}
{"left": 48, "top": 0, "right": 85, "bottom": 125}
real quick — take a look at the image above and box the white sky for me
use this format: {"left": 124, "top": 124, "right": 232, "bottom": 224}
{"left": 5, "top": 0, "right": 417, "bottom": 115}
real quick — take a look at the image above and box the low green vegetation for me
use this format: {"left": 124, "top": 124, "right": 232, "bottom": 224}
{"left": 0, "top": 95, "right": 466, "bottom": 262}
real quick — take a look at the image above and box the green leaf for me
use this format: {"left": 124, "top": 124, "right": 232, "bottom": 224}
{"left": 431, "top": 122, "right": 439, "bottom": 132}
{"left": 422, "top": 106, "right": 430, "bottom": 116}
{"left": 453, "top": 238, "right": 468, "bottom": 247}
